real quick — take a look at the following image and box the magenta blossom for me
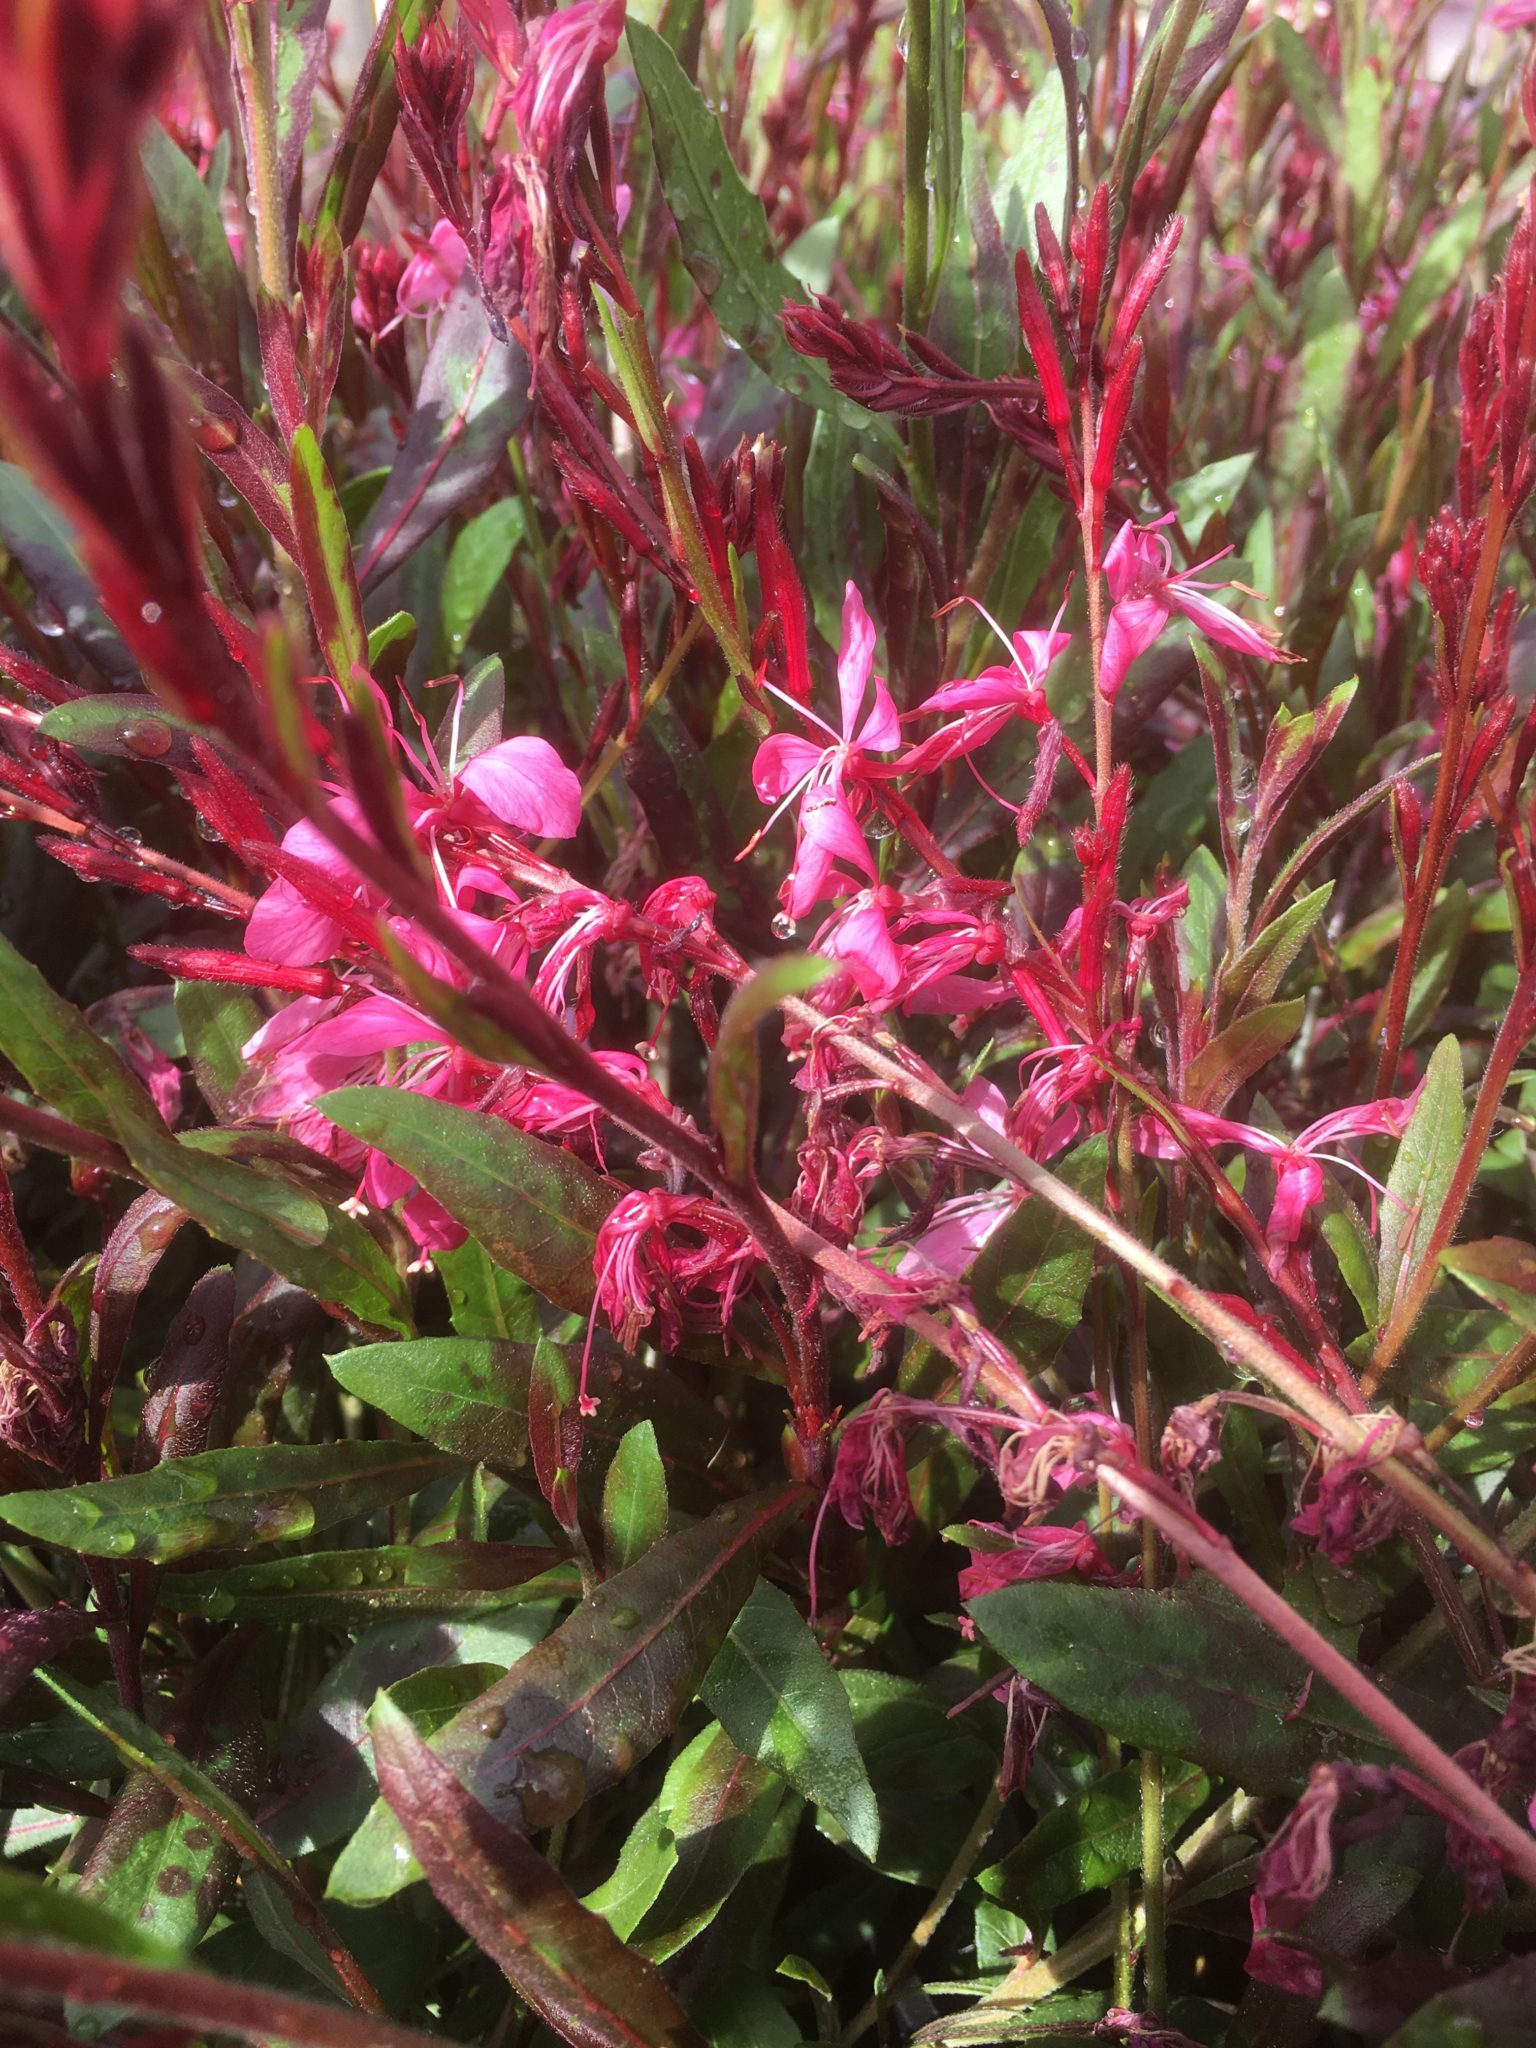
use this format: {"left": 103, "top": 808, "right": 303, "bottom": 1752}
{"left": 1138, "top": 1090, "right": 1421, "bottom": 1277}
{"left": 1099, "top": 516, "right": 1282, "bottom": 700}
{"left": 396, "top": 220, "right": 468, "bottom": 316}
{"left": 906, "top": 597, "right": 1072, "bottom": 773}
{"left": 746, "top": 582, "right": 899, "bottom": 917}
{"left": 958, "top": 1519, "right": 1120, "bottom": 1600}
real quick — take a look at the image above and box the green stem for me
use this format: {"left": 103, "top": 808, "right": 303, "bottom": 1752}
{"left": 902, "top": 0, "right": 932, "bottom": 334}
{"left": 1140, "top": 1751, "right": 1167, "bottom": 2015}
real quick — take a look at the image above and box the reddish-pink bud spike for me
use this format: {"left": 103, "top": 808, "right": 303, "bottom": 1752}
{"left": 1014, "top": 251, "right": 1073, "bottom": 436}
{"left": 1076, "top": 185, "right": 1113, "bottom": 364}
{"left": 1091, "top": 338, "right": 1142, "bottom": 496}
{"left": 1033, "top": 205, "right": 1073, "bottom": 322}
{"left": 1390, "top": 779, "right": 1423, "bottom": 890}
{"left": 127, "top": 945, "right": 344, "bottom": 996}
{"left": 1106, "top": 216, "right": 1184, "bottom": 371}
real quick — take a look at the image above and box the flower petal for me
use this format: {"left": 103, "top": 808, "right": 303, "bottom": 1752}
{"left": 457, "top": 736, "right": 582, "bottom": 835}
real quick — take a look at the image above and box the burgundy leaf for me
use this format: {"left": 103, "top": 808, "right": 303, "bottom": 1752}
{"left": 372, "top": 1696, "right": 706, "bottom": 2048}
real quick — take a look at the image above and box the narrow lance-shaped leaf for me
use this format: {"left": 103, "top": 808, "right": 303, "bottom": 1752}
{"left": 356, "top": 286, "right": 530, "bottom": 587}
{"left": 626, "top": 22, "right": 878, "bottom": 431}
{"left": 0, "top": 1440, "right": 458, "bottom": 1565}
{"left": 708, "top": 955, "right": 834, "bottom": 1183}
{"left": 329, "top": 1486, "right": 807, "bottom": 1902}
{"left": 164, "top": 1544, "right": 579, "bottom": 1626}
{"left": 320, "top": 1087, "right": 616, "bottom": 1315}
{"left": 1378, "top": 1033, "right": 1466, "bottom": 1336}
{"left": 701, "top": 1577, "right": 880, "bottom": 1858}
{"left": 603, "top": 1422, "right": 669, "bottom": 1573}
{"left": 373, "top": 1697, "right": 708, "bottom": 2048}
{"left": 289, "top": 423, "right": 367, "bottom": 686}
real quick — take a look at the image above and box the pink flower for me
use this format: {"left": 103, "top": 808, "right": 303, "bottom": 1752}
{"left": 1137, "top": 1090, "right": 1420, "bottom": 1278}
{"left": 244, "top": 798, "right": 385, "bottom": 966}
{"left": 907, "top": 599, "right": 1072, "bottom": 771}
{"left": 897, "top": 1190, "right": 1014, "bottom": 1279}
{"left": 958, "top": 1519, "right": 1119, "bottom": 1599}
{"left": 511, "top": 0, "right": 625, "bottom": 171}
{"left": 585, "top": 1190, "right": 759, "bottom": 1408}
{"left": 1099, "top": 516, "right": 1282, "bottom": 700}
{"left": 747, "top": 582, "right": 900, "bottom": 917}
{"left": 396, "top": 220, "right": 468, "bottom": 316}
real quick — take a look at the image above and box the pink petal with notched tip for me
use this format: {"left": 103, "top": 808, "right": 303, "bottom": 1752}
{"left": 456, "top": 736, "right": 582, "bottom": 836}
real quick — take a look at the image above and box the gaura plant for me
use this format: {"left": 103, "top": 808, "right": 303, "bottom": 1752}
{"left": 3, "top": 0, "right": 1536, "bottom": 2042}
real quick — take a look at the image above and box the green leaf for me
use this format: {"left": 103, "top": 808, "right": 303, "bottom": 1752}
{"left": 437, "top": 1236, "right": 541, "bottom": 1339}
{"left": 991, "top": 70, "right": 1069, "bottom": 257}
{"left": 1376, "top": 193, "right": 1485, "bottom": 379}
{"left": 1381, "top": 1956, "right": 1536, "bottom": 2048}
{"left": 1168, "top": 454, "right": 1255, "bottom": 537}
{"left": 1185, "top": 999, "right": 1304, "bottom": 1112}
{"left": 329, "top": 1486, "right": 806, "bottom": 1901}
{"left": 289, "top": 424, "right": 367, "bottom": 685}
{"left": 1221, "top": 882, "right": 1333, "bottom": 1016}
{"left": 0, "top": 1866, "right": 179, "bottom": 1965}
{"left": 309, "top": 0, "right": 434, "bottom": 247}
{"left": 978, "top": 1760, "right": 1208, "bottom": 1921}
{"left": 0, "top": 462, "right": 132, "bottom": 681}
{"left": 583, "top": 1802, "right": 680, "bottom": 1942}
{"left": 265, "top": 1610, "right": 561, "bottom": 1858}
{"left": 0, "top": 932, "right": 410, "bottom": 1332}
{"left": 701, "top": 1578, "right": 879, "bottom": 1859}
{"left": 440, "top": 499, "right": 526, "bottom": 657}
{"left": 0, "top": 1441, "right": 456, "bottom": 1564}
{"left": 603, "top": 1422, "right": 670, "bottom": 1573}
{"left": 357, "top": 287, "right": 531, "bottom": 588}
{"left": 80, "top": 1709, "right": 257, "bottom": 1954}
{"left": 175, "top": 981, "right": 264, "bottom": 1121}
{"left": 328, "top": 1337, "right": 535, "bottom": 1467}
{"left": 140, "top": 120, "right": 250, "bottom": 399}
{"left": 1270, "top": 18, "right": 1342, "bottom": 152}
{"left": 1440, "top": 1239, "right": 1536, "bottom": 1340}
{"left": 372, "top": 1696, "right": 708, "bottom": 2048}
{"left": 626, "top": 21, "right": 872, "bottom": 430}
{"left": 632, "top": 1723, "right": 785, "bottom": 1960}
{"left": 163, "top": 1543, "right": 578, "bottom": 1625}
{"left": 1378, "top": 1033, "right": 1465, "bottom": 1333}
{"left": 36, "top": 1670, "right": 326, "bottom": 1928}
{"left": 320, "top": 1088, "right": 614, "bottom": 1314}
{"left": 970, "top": 1580, "right": 1405, "bottom": 1794}
{"left": 708, "top": 956, "right": 834, "bottom": 1182}
{"left": 34, "top": 692, "right": 206, "bottom": 768}
{"left": 969, "top": 1137, "right": 1105, "bottom": 1370}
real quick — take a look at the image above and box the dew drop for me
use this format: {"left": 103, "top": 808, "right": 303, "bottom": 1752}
{"left": 1466, "top": 1408, "right": 1485, "bottom": 1430}
{"left": 868, "top": 810, "right": 896, "bottom": 841}
{"left": 106, "top": 1529, "right": 136, "bottom": 1555}
{"left": 610, "top": 1605, "right": 640, "bottom": 1629}
{"left": 140, "top": 601, "right": 163, "bottom": 626}
{"left": 35, "top": 601, "right": 66, "bottom": 638}
{"left": 345, "top": 1566, "right": 366, "bottom": 1586}
{"left": 478, "top": 1704, "right": 508, "bottom": 1738}
{"left": 688, "top": 253, "right": 724, "bottom": 295}
{"left": 1069, "top": 25, "right": 1089, "bottom": 58}
{"left": 771, "top": 912, "right": 795, "bottom": 940}
{"left": 122, "top": 718, "right": 173, "bottom": 759}
{"left": 118, "top": 826, "right": 143, "bottom": 847}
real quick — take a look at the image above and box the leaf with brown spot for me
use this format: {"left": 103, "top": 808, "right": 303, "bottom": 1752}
{"left": 373, "top": 1697, "right": 707, "bottom": 2048}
